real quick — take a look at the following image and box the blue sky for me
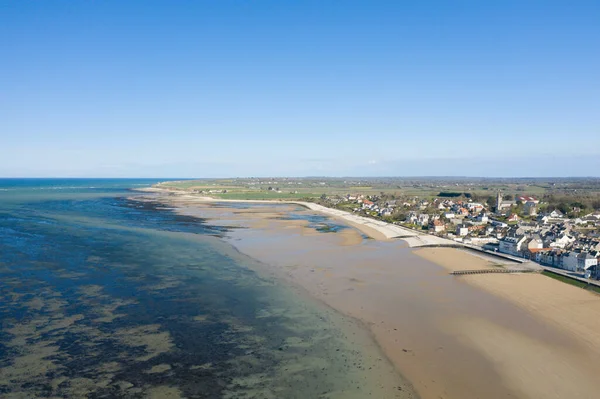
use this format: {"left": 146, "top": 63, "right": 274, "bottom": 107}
{"left": 1, "top": 1, "right": 599, "bottom": 177}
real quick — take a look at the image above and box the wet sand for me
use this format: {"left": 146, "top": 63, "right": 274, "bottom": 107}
{"left": 138, "top": 194, "right": 600, "bottom": 399}
{"left": 0, "top": 195, "right": 414, "bottom": 399}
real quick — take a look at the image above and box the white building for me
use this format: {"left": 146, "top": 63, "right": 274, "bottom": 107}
{"left": 432, "top": 219, "right": 446, "bottom": 233}
{"left": 549, "top": 234, "right": 575, "bottom": 249}
{"left": 417, "top": 214, "right": 430, "bottom": 226}
{"left": 524, "top": 236, "right": 544, "bottom": 250}
{"left": 456, "top": 225, "right": 469, "bottom": 237}
{"left": 523, "top": 201, "right": 538, "bottom": 216}
{"left": 549, "top": 209, "right": 565, "bottom": 218}
{"left": 561, "top": 252, "right": 579, "bottom": 272}
{"left": 499, "top": 235, "right": 526, "bottom": 256}
{"left": 466, "top": 202, "right": 484, "bottom": 212}
{"left": 578, "top": 252, "right": 598, "bottom": 271}
{"left": 476, "top": 213, "right": 489, "bottom": 223}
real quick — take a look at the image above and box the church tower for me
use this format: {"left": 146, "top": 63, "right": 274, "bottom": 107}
{"left": 496, "top": 192, "right": 503, "bottom": 213}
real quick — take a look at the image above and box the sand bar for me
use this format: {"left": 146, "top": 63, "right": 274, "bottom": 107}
{"left": 135, "top": 187, "right": 453, "bottom": 246}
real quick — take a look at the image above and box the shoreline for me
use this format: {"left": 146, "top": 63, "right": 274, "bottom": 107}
{"left": 134, "top": 187, "right": 456, "bottom": 246}
{"left": 134, "top": 187, "right": 600, "bottom": 399}
{"left": 136, "top": 187, "right": 533, "bottom": 267}
{"left": 131, "top": 190, "right": 419, "bottom": 397}
{"left": 221, "top": 237, "right": 419, "bottom": 398}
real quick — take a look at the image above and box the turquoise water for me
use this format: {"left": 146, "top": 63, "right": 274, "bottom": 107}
{"left": 0, "top": 179, "right": 402, "bottom": 398}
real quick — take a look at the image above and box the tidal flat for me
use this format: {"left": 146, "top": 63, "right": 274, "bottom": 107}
{"left": 0, "top": 180, "right": 412, "bottom": 398}
{"left": 150, "top": 192, "right": 600, "bottom": 399}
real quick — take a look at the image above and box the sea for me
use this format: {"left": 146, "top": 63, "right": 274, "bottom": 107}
{"left": 0, "top": 179, "right": 403, "bottom": 398}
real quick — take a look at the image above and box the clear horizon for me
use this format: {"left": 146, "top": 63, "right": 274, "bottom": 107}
{"left": 2, "top": 1, "right": 599, "bottom": 178}
{"left": 3, "top": 175, "right": 600, "bottom": 181}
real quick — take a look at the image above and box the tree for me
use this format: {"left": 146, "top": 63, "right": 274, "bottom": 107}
{"left": 557, "top": 202, "right": 570, "bottom": 214}
{"left": 393, "top": 212, "right": 407, "bottom": 222}
{"left": 513, "top": 203, "right": 524, "bottom": 216}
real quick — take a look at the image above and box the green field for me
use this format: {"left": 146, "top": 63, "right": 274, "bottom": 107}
{"left": 542, "top": 271, "right": 600, "bottom": 294}
{"left": 212, "top": 192, "right": 314, "bottom": 200}
{"left": 158, "top": 179, "right": 404, "bottom": 200}
{"left": 157, "top": 178, "right": 600, "bottom": 211}
{"left": 158, "top": 179, "right": 498, "bottom": 199}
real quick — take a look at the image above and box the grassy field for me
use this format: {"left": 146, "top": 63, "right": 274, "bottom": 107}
{"left": 158, "top": 179, "right": 405, "bottom": 200}
{"left": 157, "top": 179, "right": 502, "bottom": 199}
{"left": 157, "top": 177, "right": 600, "bottom": 205}
{"left": 542, "top": 271, "right": 600, "bottom": 294}
{"left": 212, "top": 192, "right": 314, "bottom": 200}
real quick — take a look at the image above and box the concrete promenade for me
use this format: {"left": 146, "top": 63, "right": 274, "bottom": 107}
{"left": 296, "top": 201, "right": 455, "bottom": 247}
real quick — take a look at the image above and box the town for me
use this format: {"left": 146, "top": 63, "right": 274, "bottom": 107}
{"left": 318, "top": 190, "right": 600, "bottom": 279}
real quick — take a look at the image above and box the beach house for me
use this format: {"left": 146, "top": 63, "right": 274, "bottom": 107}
{"left": 432, "top": 219, "right": 446, "bottom": 233}
{"left": 499, "top": 235, "right": 526, "bottom": 256}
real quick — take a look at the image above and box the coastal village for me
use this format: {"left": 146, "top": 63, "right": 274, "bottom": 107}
{"left": 320, "top": 191, "right": 600, "bottom": 279}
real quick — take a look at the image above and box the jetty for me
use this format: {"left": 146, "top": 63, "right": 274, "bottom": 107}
{"left": 450, "top": 268, "right": 536, "bottom": 275}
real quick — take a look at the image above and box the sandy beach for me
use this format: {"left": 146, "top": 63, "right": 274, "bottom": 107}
{"left": 135, "top": 189, "right": 600, "bottom": 399}
{"left": 135, "top": 187, "right": 451, "bottom": 246}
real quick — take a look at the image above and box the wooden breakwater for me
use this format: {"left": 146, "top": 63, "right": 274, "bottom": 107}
{"left": 451, "top": 268, "right": 535, "bottom": 275}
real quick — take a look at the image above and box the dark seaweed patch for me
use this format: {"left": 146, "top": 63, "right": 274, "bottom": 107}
{"left": 0, "top": 187, "right": 403, "bottom": 398}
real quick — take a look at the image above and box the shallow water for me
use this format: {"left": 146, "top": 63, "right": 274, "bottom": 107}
{"left": 0, "top": 180, "right": 408, "bottom": 398}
